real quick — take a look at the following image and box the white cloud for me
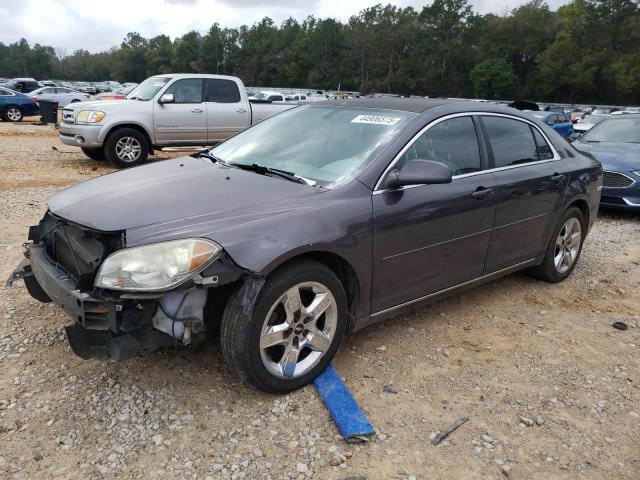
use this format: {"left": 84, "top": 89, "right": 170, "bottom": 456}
{"left": 0, "top": 0, "right": 570, "bottom": 53}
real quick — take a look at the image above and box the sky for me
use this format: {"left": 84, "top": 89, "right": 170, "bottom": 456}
{"left": 0, "top": 0, "right": 569, "bottom": 54}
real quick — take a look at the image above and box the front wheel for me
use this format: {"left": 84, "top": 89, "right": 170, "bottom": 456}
{"left": 104, "top": 127, "right": 149, "bottom": 168}
{"left": 221, "top": 260, "right": 347, "bottom": 393}
{"left": 531, "top": 207, "right": 585, "bottom": 283}
{"left": 4, "top": 105, "right": 23, "bottom": 122}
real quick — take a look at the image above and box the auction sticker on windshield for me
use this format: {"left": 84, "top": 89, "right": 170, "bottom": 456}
{"left": 351, "top": 115, "right": 402, "bottom": 126}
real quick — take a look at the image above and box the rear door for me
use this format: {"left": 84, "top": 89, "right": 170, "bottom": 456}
{"left": 371, "top": 115, "right": 497, "bottom": 313}
{"left": 204, "top": 78, "right": 249, "bottom": 143}
{"left": 480, "top": 115, "right": 568, "bottom": 273}
{"left": 154, "top": 78, "right": 207, "bottom": 144}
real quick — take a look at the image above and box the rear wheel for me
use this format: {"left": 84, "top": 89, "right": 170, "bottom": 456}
{"left": 221, "top": 260, "right": 347, "bottom": 393}
{"left": 4, "top": 105, "right": 23, "bottom": 122}
{"left": 104, "top": 127, "right": 149, "bottom": 168}
{"left": 531, "top": 207, "right": 585, "bottom": 283}
{"left": 81, "top": 147, "right": 106, "bottom": 161}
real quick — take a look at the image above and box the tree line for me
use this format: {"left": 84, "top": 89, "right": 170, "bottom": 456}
{"left": 1, "top": 0, "right": 639, "bottom": 104}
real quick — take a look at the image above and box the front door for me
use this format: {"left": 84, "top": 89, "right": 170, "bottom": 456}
{"left": 371, "top": 116, "right": 497, "bottom": 313}
{"left": 479, "top": 115, "right": 569, "bottom": 273}
{"left": 154, "top": 78, "right": 207, "bottom": 144}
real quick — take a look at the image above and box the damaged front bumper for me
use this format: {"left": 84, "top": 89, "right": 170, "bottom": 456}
{"left": 8, "top": 237, "right": 249, "bottom": 362}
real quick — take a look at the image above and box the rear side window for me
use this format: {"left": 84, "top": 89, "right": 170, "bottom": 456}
{"left": 205, "top": 79, "right": 241, "bottom": 103}
{"left": 532, "top": 128, "right": 554, "bottom": 160}
{"left": 165, "top": 79, "right": 203, "bottom": 103}
{"left": 398, "top": 116, "right": 481, "bottom": 176}
{"left": 483, "top": 117, "right": 538, "bottom": 167}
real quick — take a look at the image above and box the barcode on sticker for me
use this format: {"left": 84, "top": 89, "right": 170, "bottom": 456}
{"left": 351, "top": 115, "right": 401, "bottom": 126}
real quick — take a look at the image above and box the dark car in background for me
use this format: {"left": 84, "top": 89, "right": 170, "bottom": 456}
{"left": 0, "top": 77, "right": 41, "bottom": 94}
{"left": 572, "top": 115, "right": 640, "bottom": 210}
{"left": 0, "top": 86, "right": 40, "bottom": 121}
{"left": 8, "top": 99, "right": 602, "bottom": 393}
{"left": 526, "top": 111, "right": 574, "bottom": 139}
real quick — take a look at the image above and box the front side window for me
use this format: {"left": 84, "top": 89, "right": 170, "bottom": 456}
{"left": 211, "top": 106, "right": 416, "bottom": 186}
{"left": 205, "top": 79, "right": 240, "bottom": 103}
{"left": 483, "top": 117, "right": 539, "bottom": 167}
{"left": 164, "top": 79, "right": 203, "bottom": 104}
{"left": 397, "top": 116, "right": 481, "bottom": 176}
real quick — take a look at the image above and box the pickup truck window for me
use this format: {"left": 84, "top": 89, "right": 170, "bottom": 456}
{"left": 205, "top": 79, "right": 241, "bottom": 103}
{"left": 164, "top": 79, "right": 203, "bottom": 104}
{"left": 211, "top": 105, "right": 416, "bottom": 186}
{"left": 127, "top": 77, "right": 170, "bottom": 101}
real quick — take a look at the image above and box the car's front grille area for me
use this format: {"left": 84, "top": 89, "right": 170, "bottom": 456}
{"left": 603, "top": 171, "right": 635, "bottom": 188}
{"left": 62, "top": 109, "right": 75, "bottom": 124}
{"left": 30, "top": 212, "right": 123, "bottom": 291}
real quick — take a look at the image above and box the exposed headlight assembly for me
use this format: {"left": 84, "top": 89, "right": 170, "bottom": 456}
{"left": 95, "top": 238, "right": 221, "bottom": 291}
{"left": 76, "top": 110, "right": 106, "bottom": 123}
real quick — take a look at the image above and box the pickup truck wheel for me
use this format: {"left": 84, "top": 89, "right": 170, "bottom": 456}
{"left": 220, "top": 260, "right": 347, "bottom": 393}
{"left": 105, "top": 128, "right": 148, "bottom": 168}
{"left": 530, "top": 207, "right": 585, "bottom": 283}
{"left": 81, "top": 147, "right": 106, "bottom": 161}
{"left": 4, "top": 105, "right": 23, "bottom": 122}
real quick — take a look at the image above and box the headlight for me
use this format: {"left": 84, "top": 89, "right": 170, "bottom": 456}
{"left": 76, "top": 110, "right": 106, "bottom": 123}
{"left": 95, "top": 238, "right": 221, "bottom": 291}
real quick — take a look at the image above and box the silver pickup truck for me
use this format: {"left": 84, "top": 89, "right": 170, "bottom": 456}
{"left": 59, "top": 74, "right": 296, "bottom": 167}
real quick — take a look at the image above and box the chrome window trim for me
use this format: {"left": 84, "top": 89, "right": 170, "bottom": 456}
{"left": 373, "top": 111, "right": 562, "bottom": 194}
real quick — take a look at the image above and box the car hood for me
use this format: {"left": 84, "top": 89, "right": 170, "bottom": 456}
{"left": 572, "top": 141, "right": 640, "bottom": 171}
{"left": 63, "top": 99, "right": 145, "bottom": 111}
{"left": 48, "top": 156, "right": 319, "bottom": 236}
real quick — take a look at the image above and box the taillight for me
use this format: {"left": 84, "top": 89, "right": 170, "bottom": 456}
{"left": 31, "top": 98, "right": 38, "bottom": 104}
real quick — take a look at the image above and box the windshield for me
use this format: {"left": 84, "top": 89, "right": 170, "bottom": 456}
{"left": 126, "top": 77, "right": 170, "bottom": 101}
{"left": 581, "top": 118, "right": 640, "bottom": 143}
{"left": 583, "top": 114, "right": 609, "bottom": 125}
{"left": 252, "top": 92, "right": 268, "bottom": 100}
{"left": 210, "top": 106, "right": 416, "bottom": 186}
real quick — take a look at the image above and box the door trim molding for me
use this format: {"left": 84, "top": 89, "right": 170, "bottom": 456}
{"left": 370, "top": 257, "right": 538, "bottom": 319}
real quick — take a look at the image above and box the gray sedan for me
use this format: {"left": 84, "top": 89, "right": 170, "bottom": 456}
{"left": 29, "top": 87, "right": 90, "bottom": 106}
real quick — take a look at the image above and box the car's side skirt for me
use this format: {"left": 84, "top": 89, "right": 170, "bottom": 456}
{"left": 355, "top": 256, "right": 543, "bottom": 330}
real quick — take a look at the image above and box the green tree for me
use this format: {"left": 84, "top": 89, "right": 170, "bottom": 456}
{"left": 470, "top": 58, "right": 518, "bottom": 98}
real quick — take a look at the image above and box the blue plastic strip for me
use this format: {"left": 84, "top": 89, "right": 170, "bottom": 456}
{"left": 313, "top": 363, "right": 375, "bottom": 442}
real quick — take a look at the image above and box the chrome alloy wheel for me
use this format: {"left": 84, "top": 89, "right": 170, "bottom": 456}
{"left": 554, "top": 217, "right": 582, "bottom": 274}
{"left": 115, "top": 136, "right": 142, "bottom": 163}
{"left": 6, "top": 107, "right": 21, "bottom": 121}
{"left": 260, "top": 281, "right": 338, "bottom": 379}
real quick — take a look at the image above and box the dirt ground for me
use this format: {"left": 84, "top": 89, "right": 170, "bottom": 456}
{"left": 0, "top": 118, "right": 638, "bottom": 480}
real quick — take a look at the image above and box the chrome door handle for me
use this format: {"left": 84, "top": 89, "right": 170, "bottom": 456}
{"left": 236, "top": 108, "right": 247, "bottom": 113}
{"left": 191, "top": 108, "right": 203, "bottom": 113}
{"left": 550, "top": 173, "right": 566, "bottom": 182}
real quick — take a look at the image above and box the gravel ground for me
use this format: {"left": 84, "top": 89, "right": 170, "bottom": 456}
{"left": 0, "top": 119, "right": 639, "bottom": 479}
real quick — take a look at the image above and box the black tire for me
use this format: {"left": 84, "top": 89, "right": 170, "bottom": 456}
{"left": 3, "top": 105, "right": 23, "bottom": 122}
{"left": 104, "top": 127, "right": 149, "bottom": 168}
{"left": 81, "top": 147, "right": 106, "bottom": 161}
{"left": 531, "top": 207, "right": 585, "bottom": 283}
{"left": 220, "top": 260, "right": 348, "bottom": 393}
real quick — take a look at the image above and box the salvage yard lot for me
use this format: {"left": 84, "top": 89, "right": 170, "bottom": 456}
{"left": 0, "top": 119, "right": 639, "bottom": 479}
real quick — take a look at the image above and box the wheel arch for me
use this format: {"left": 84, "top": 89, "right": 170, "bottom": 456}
{"left": 102, "top": 123, "right": 154, "bottom": 154}
{"left": 565, "top": 197, "right": 590, "bottom": 230}
{"left": 262, "top": 250, "right": 361, "bottom": 331}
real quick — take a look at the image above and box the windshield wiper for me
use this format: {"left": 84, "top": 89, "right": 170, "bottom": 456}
{"left": 229, "top": 163, "right": 313, "bottom": 185}
{"left": 193, "top": 151, "right": 230, "bottom": 165}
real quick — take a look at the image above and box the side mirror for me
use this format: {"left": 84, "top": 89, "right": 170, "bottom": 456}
{"left": 159, "top": 93, "right": 174, "bottom": 104}
{"left": 386, "top": 159, "right": 452, "bottom": 189}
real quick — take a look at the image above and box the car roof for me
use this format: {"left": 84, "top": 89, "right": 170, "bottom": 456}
{"left": 314, "top": 97, "right": 502, "bottom": 113}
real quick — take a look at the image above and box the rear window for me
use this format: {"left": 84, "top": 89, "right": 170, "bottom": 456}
{"left": 205, "top": 79, "right": 241, "bottom": 103}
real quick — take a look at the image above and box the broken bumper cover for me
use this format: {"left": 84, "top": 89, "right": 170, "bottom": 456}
{"left": 8, "top": 244, "right": 172, "bottom": 360}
